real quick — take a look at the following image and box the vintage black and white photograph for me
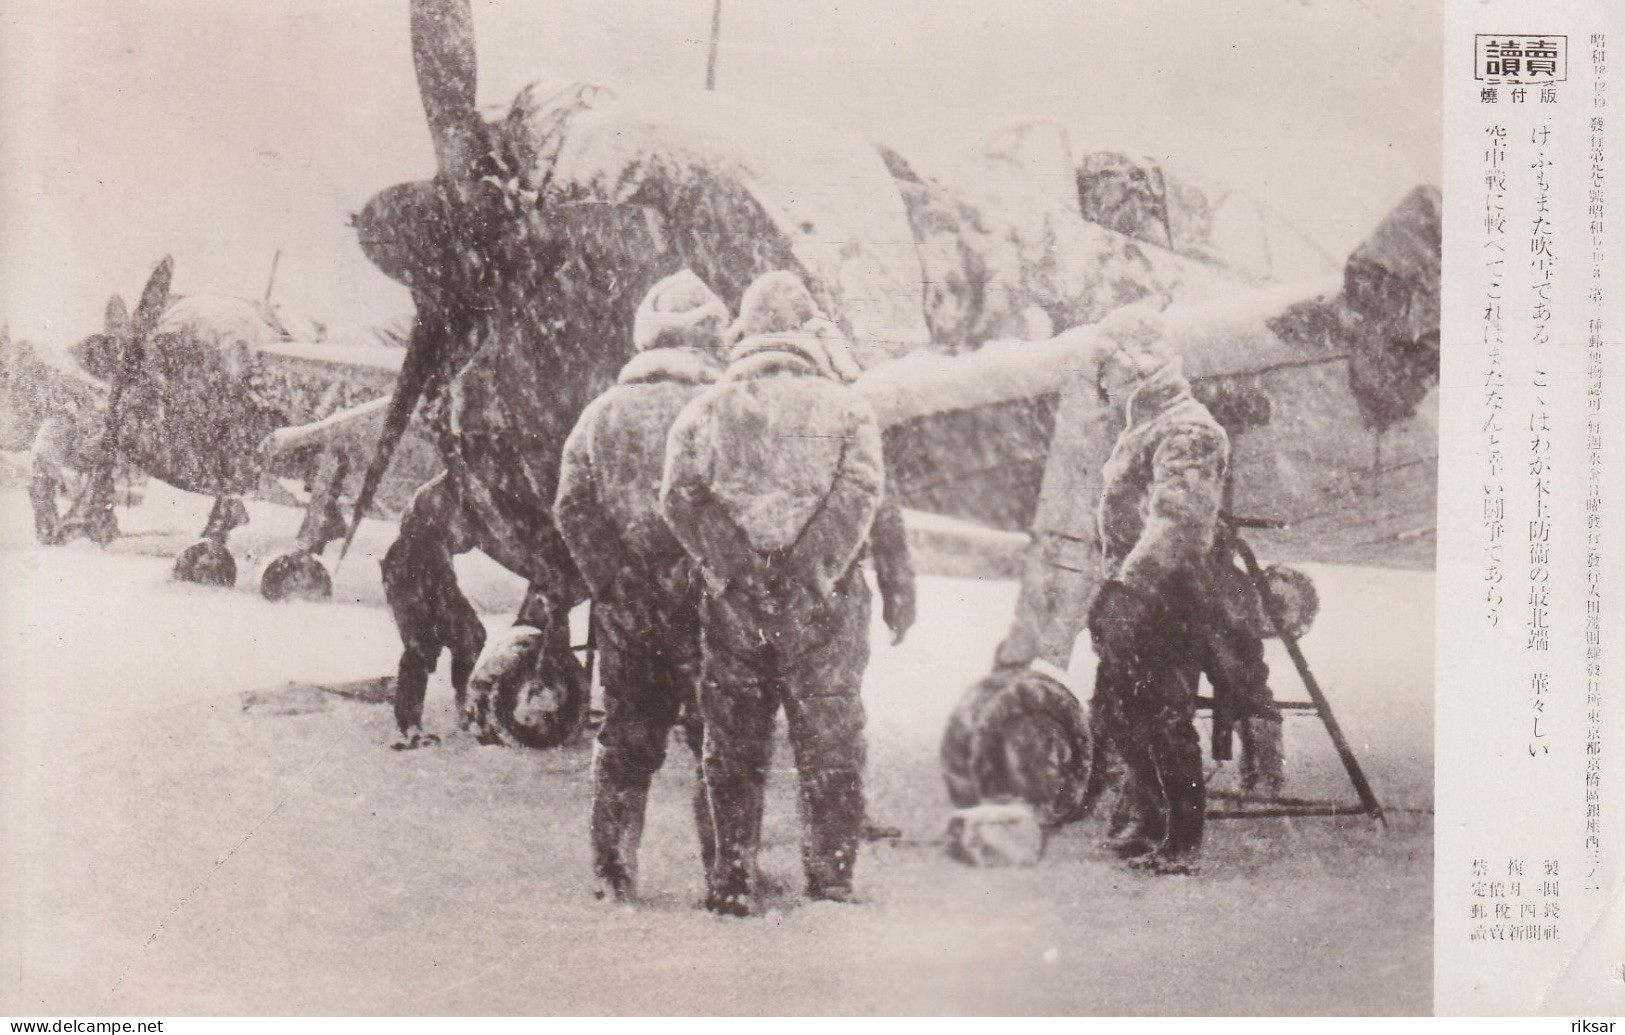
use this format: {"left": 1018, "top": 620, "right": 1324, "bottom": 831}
{"left": 1, "top": 0, "right": 1443, "bottom": 1016}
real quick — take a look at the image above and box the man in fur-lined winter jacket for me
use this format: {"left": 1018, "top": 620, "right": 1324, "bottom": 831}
{"left": 724, "top": 270, "right": 916, "bottom": 642}
{"left": 1086, "top": 307, "right": 1229, "bottom": 876}
{"left": 554, "top": 269, "right": 730, "bottom": 903}
{"left": 661, "top": 323, "right": 899, "bottom": 916}
{"left": 722, "top": 269, "right": 863, "bottom": 379}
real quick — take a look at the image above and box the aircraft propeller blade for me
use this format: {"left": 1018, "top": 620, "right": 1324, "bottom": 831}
{"left": 338, "top": 307, "right": 445, "bottom": 563}
{"left": 128, "top": 256, "right": 173, "bottom": 339}
{"left": 64, "top": 256, "right": 171, "bottom": 539}
{"left": 103, "top": 295, "right": 130, "bottom": 336}
{"left": 410, "top": 0, "right": 485, "bottom": 184}
{"left": 98, "top": 256, "right": 172, "bottom": 465}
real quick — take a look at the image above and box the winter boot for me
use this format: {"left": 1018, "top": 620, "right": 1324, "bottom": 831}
{"left": 590, "top": 757, "right": 652, "bottom": 903}
{"left": 1101, "top": 771, "right": 1164, "bottom": 858}
{"left": 28, "top": 462, "right": 63, "bottom": 545}
{"left": 704, "top": 871, "right": 753, "bottom": 918}
{"left": 1239, "top": 715, "right": 1286, "bottom": 797}
{"left": 705, "top": 833, "right": 755, "bottom": 918}
{"left": 691, "top": 780, "right": 717, "bottom": 877}
{"left": 1104, "top": 829, "right": 1163, "bottom": 859}
{"left": 390, "top": 650, "right": 435, "bottom": 748}
{"left": 799, "top": 764, "right": 864, "bottom": 902}
{"left": 702, "top": 753, "right": 768, "bottom": 918}
{"left": 1129, "top": 716, "right": 1205, "bottom": 875}
{"left": 1128, "top": 850, "right": 1202, "bottom": 876}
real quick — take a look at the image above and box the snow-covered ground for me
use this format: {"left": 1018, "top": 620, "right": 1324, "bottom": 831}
{"left": 0, "top": 486, "right": 1432, "bottom": 1015}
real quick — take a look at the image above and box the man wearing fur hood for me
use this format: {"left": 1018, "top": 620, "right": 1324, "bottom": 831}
{"left": 722, "top": 269, "right": 865, "bottom": 381}
{"left": 554, "top": 270, "right": 729, "bottom": 903}
{"left": 1086, "top": 305, "right": 1228, "bottom": 875}
{"left": 660, "top": 291, "right": 898, "bottom": 915}
{"left": 724, "top": 271, "right": 916, "bottom": 643}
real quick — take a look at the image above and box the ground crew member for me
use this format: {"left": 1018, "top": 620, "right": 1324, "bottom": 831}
{"left": 554, "top": 270, "right": 731, "bottom": 902}
{"left": 1188, "top": 379, "right": 1288, "bottom": 796}
{"left": 723, "top": 270, "right": 915, "bottom": 643}
{"left": 381, "top": 472, "right": 488, "bottom": 751}
{"left": 662, "top": 305, "right": 903, "bottom": 915}
{"left": 1199, "top": 535, "right": 1287, "bottom": 796}
{"left": 1085, "top": 306, "right": 1229, "bottom": 875}
{"left": 723, "top": 269, "right": 917, "bottom": 849}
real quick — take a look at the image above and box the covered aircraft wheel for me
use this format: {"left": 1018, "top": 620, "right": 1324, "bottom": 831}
{"left": 173, "top": 539, "right": 237, "bottom": 588}
{"left": 472, "top": 627, "right": 591, "bottom": 750}
{"left": 940, "top": 666, "right": 1093, "bottom": 830}
{"left": 260, "top": 549, "right": 333, "bottom": 602}
{"left": 501, "top": 646, "right": 591, "bottom": 750}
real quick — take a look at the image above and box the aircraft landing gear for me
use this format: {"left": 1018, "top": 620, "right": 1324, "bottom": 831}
{"left": 466, "top": 610, "right": 591, "bottom": 750}
{"left": 260, "top": 448, "right": 348, "bottom": 602}
{"left": 173, "top": 496, "right": 250, "bottom": 588}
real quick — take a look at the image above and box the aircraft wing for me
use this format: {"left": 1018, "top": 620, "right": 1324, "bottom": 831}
{"left": 259, "top": 394, "right": 441, "bottom": 518}
{"left": 246, "top": 335, "right": 442, "bottom": 517}
{"left": 255, "top": 339, "right": 404, "bottom": 384}
{"left": 860, "top": 271, "right": 1439, "bottom": 573}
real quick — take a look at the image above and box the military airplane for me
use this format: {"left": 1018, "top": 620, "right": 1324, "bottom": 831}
{"left": 5, "top": 262, "right": 440, "bottom": 597}
{"left": 267, "top": 0, "right": 1435, "bottom": 751}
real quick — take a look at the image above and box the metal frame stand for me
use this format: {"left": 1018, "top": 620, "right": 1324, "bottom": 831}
{"left": 1202, "top": 520, "right": 1387, "bottom": 828}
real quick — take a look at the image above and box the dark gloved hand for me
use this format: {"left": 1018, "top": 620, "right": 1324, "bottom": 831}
{"left": 767, "top": 567, "right": 824, "bottom": 619}
{"left": 882, "top": 584, "right": 916, "bottom": 645}
{"left": 608, "top": 563, "right": 652, "bottom": 606}
{"left": 724, "top": 567, "right": 771, "bottom": 614}
{"left": 1088, "top": 580, "right": 1160, "bottom": 671}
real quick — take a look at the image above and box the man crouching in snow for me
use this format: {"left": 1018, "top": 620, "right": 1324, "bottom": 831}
{"left": 661, "top": 292, "right": 903, "bottom": 917}
{"left": 554, "top": 270, "right": 730, "bottom": 903}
